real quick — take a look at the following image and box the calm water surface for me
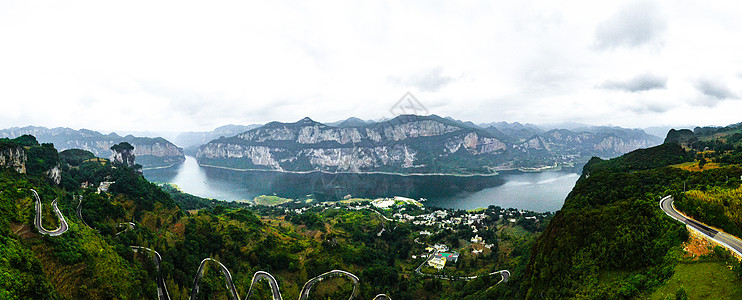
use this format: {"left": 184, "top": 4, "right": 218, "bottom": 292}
{"left": 144, "top": 156, "right": 579, "bottom": 212}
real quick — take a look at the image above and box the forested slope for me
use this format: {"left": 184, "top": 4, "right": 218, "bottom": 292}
{"left": 522, "top": 126, "right": 742, "bottom": 299}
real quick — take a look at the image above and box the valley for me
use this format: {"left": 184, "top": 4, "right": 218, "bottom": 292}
{"left": 1, "top": 121, "right": 741, "bottom": 299}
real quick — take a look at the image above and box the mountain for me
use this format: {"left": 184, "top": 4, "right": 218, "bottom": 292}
{"left": 327, "top": 117, "right": 377, "bottom": 127}
{"left": 480, "top": 122, "right": 543, "bottom": 143}
{"left": 0, "top": 126, "right": 184, "bottom": 169}
{"left": 196, "top": 115, "right": 661, "bottom": 174}
{"left": 519, "top": 123, "right": 742, "bottom": 298}
{"left": 175, "top": 124, "right": 262, "bottom": 151}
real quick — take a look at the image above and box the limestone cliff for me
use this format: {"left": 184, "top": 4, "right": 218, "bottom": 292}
{"left": 0, "top": 146, "right": 27, "bottom": 173}
{"left": 198, "top": 115, "right": 531, "bottom": 174}
{"left": 0, "top": 126, "right": 184, "bottom": 168}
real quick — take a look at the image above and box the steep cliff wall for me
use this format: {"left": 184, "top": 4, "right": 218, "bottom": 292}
{"left": 0, "top": 146, "right": 27, "bottom": 173}
{"left": 0, "top": 127, "right": 185, "bottom": 168}
{"left": 198, "top": 116, "right": 525, "bottom": 174}
{"left": 197, "top": 116, "right": 662, "bottom": 174}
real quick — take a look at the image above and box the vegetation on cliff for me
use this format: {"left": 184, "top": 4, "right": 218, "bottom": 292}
{"left": 522, "top": 124, "right": 742, "bottom": 299}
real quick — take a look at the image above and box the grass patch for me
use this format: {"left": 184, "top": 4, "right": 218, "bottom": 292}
{"left": 649, "top": 261, "right": 742, "bottom": 299}
{"left": 500, "top": 225, "right": 529, "bottom": 239}
{"left": 253, "top": 195, "right": 293, "bottom": 206}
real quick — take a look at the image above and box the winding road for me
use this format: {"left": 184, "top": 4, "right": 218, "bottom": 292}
{"left": 32, "top": 189, "right": 68, "bottom": 236}
{"left": 660, "top": 196, "right": 742, "bottom": 257}
{"left": 246, "top": 271, "right": 283, "bottom": 300}
{"left": 116, "top": 222, "right": 136, "bottom": 236}
{"left": 189, "top": 260, "right": 362, "bottom": 300}
{"left": 191, "top": 258, "right": 241, "bottom": 300}
{"left": 131, "top": 246, "right": 171, "bottom": 300}
{"left": 414, "top": 248, "right": 509, "bottom": 283}
{"left": 75, "top": 194, "right": 93, "bottom": 229}
{"left": 299, "top": 270, "right": 359, "bottom": 300}
{"left": 30, "top": 189, "right": 375, "bottom": 299}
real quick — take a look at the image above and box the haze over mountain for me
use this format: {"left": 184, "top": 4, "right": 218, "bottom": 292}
{"left": 175, "top": 124, "right": 263, "bottom": 155}
{"left": 0, "top": 126, "right": 184, "bottom": 169}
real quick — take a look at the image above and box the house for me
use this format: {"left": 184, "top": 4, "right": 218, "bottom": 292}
{"left": 428, "top": 257, "right": 446, "bottom": 270}
{"left": 433, "top": 244, "right": 449, "bottom": 252}
{"left": 97, "top": 181, "right": 114, "bottom": 194}
{"left": 471, "top": 234, "right": 483, "bottom": 244}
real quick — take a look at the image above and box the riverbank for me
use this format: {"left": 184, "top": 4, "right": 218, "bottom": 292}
{"left": 196, "top": 162, "right": 501, "bottom": 177}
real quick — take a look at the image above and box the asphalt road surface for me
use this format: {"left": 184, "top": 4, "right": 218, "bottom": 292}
{"left": 32, "top": 189, "right": 68, "bottom": 236}
{"left": 299, "top": 270, "right": 360, "bottom": 300}
{"left": 246, "top": 271, "right": 283, "bottom": 300}
{"left": 414, "top": 247, "right": 510, "bottom": 283}
{"left": 131, "top": 246, "right": 171, "bottom": 300}
{"left": 190, "top": 258, "right": 240, "bottom": 300}
{"left": 660, "top": 196, "right": 742, "bottom": 256}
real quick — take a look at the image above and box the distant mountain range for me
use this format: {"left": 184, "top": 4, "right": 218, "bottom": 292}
{"left": 0, "top": 126, "right": 184, "bottom": 169}
{"left": 176, "top": 124, "right": 262, "bottom": 154}
{"left": 196, "top": 115, "right": 662, "bottom": 174}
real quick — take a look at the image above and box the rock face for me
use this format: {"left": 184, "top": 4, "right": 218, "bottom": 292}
{"left": 197, "top": 115, "right": 662, "bottom": 174}
{"left": 1, "top": 136, "right": 63, "bottom": 184}
{"left": 111, "top": 142, "right": 136, "bottom": 167}
{"left": 0, "top": 126, "right": 184, "bottom": 169}
{"left": 0, "top": 146, "right": 27, "bottom": 173}
{"left": 45, "top": 164, "right": 61, "bottom": 185}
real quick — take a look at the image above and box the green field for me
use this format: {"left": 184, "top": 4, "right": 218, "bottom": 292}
{"left": 253, "top": 195, "right": 294, "bottom": 206}
{"left": 650, "top": 262, "right": 742, "bottom": 299}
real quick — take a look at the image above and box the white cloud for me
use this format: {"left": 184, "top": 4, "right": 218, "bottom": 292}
{"left": 0, "top": 0, "right": 741, "bottom": 133}
{"left": 594, "top": 1, "right": 667, "bottom": 50}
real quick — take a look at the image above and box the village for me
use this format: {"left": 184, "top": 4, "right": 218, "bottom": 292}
{"left": 275, "top": 195, "right": 552, "bottom": 277}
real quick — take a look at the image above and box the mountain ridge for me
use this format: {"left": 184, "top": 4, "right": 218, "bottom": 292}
{"left": 196, "top": 115, "right": 661, "bottom": 174}
{"left": 0, "top": 126, "right": 184, "bottom": 169}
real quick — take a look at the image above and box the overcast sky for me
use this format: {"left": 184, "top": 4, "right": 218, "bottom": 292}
{"left": 1, "top": 0, "right": 741, "bottom": 133}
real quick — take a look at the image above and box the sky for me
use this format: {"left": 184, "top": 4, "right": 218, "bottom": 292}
{"left": 1, "top": 0, "right": 741, "bottom": 133}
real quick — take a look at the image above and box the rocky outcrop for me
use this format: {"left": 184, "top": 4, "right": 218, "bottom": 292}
{"left": 0, "top": 146, "right": 27, "bottom": 173}
{"left": 111, "top": 142, "right": 136, "bottom": 167}
{"left": 0, "top": 126, "right": 184, "bottom": 168}
{"left": 45, "top": 164, "right": 61, "bottom": 185}
{"left": 197, "top": 115, "right": 663, "bottom": 174}
{"left": 664, "top": 129, "right": 697, "bottom": 146}
{"left": 199, "top": 115, "right": 529, "bottom": 174}
{"left": 593, "top": 136, "right": 656, "bottom": 154}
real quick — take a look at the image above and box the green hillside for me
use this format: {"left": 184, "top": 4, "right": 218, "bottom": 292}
{"left": 3, "top": 128, "right": 740, "bottom": 299}
{"left": 2, "top": 135, "right": 548, "bottom": 299}
{"left": 521, "top": 125, "right": 742, "bottom": 299}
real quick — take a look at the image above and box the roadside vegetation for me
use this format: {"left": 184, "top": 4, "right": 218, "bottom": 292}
{"left": 522, "top": 124, "right": 742, "bottom": 299}
{"left": 0, "top": 135, "right": 549, "bottom": 299}
{"left": 3, "top": 126, "right": 742, "bottom": 299}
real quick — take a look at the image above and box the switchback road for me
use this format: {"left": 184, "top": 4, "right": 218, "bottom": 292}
{"left": 131, "top": 246, "right": 171, "bottom": 300}
{"left": 32, "top": 189, "right": 68, "bottom": 236}
{"left": 660, "top": 196, "right": 742, "bottom": 257}
{"left": 299, "top": 270, "right": 360, "bottom": 300}
{"left": 191, "top": 258, "right": 240, "bottom": 300}
{"left": 75, "top": 194, "right": 93, "bottom": 229}
{"left": 246, "top": 271, "right": 282, "bottom": 300}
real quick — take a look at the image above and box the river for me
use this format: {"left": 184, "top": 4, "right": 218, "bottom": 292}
{"left": 143, "top": 156, "right": 580, "bottom": 212}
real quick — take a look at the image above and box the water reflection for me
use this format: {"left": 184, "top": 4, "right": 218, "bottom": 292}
{"left": 144, "top": 156, "right": 579, "bottom": 212}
